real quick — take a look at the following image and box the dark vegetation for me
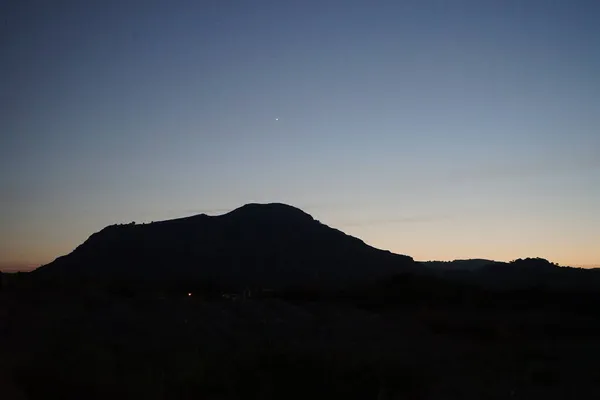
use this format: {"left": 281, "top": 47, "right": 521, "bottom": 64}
{"left": 2, "top": 204, "right": 600, "bottom": 399}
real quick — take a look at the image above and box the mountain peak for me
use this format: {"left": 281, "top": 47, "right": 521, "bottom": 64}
{"left": 33, "top": 203, "right": 414, "bottom": 289}
{"left": 223, "top": 203, "right": 313, "bottom": 220}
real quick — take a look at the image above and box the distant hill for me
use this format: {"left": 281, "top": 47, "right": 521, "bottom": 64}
{"left": 421, "top": 257, "right": 600, "bottom": 292}
{"left": 33, "top": 203, "right": 415, "bottom": 290}
{"left": 419, "top": 259, "right": 503, "bottom": 271}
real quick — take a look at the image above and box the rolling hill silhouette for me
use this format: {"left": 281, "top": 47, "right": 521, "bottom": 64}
{"left": 421, "top": 257, "right": 600, "bottom": 292}
{"left": 34, "top": 203, "right": 415, "bottom": 290}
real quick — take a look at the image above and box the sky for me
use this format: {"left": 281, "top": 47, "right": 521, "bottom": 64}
{"left": 1, "top": 0, "right": 599, "bottom": 271}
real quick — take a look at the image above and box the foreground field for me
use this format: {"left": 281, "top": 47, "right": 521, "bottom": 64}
{"left": 2, "top": 289, "right": 600, "bottom": 399}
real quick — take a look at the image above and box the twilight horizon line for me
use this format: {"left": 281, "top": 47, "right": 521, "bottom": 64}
{"left": 1, "top": 203, "right": 597, "bottom": 273}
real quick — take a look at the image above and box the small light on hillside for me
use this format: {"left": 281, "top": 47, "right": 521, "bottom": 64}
{"left": 188, "top": 292, "right": 192, "bottom": 297}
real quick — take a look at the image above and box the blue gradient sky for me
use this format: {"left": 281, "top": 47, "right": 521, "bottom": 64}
{"left": 1, "top": 0, "right": 599, "bottom": 271}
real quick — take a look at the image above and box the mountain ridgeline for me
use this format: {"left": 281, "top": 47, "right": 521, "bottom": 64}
{"left": 33, "top": 203, "right": 415, "bottom": 291}
{"left": 30, "top": 203, "right": 600, "bottom": 296}
{"left": 420, "top": 257, "right": 600, "bottom": 292}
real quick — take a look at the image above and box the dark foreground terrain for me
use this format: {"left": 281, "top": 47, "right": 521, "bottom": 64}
{"left": 2, "top": 281, "right": 600, "bottom": 400}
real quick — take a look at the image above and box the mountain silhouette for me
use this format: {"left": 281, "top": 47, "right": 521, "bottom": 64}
{"left": 33, "top": 203, "right": 415, "bottom": 290}
{"left": 421, "top": 257, "right": 600, "bottom": 292}
{"left": 420, "top": 259, "right": 502, "bottom": 271}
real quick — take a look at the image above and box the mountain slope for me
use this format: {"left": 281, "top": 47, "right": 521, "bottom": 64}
{"left": 34, "top": 203, "right": 415, "bottom": 289}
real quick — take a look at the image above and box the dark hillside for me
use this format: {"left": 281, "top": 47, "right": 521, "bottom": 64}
{"left": 33, "top": 203, "right": 415, "bottom": 291}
